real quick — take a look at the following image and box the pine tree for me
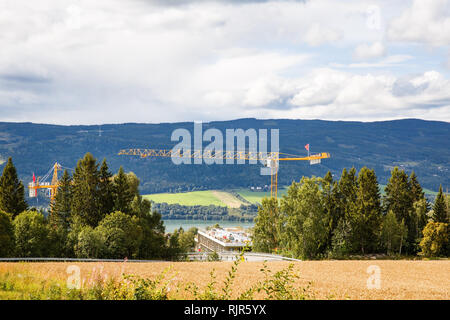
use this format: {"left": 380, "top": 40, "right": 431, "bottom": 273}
{"left": 71, "top": 153, "right": 101, "bottom": 227}
{"left": 50, "top": 169, "right": 72, "bottom": 227}
{"left": 0, "top": 157, "right": 27, "bottom": 217}
{"left": 349, "top": 167, "right": 382, "bottom": 254}
{"left": 113, "top": 166, "right": 134, "bottom": 215}
{"left": 432, "top": 185, "right": 448, "bottom": 223}
{"left": 98, "top": 159, "right": 114, "bottom": 218}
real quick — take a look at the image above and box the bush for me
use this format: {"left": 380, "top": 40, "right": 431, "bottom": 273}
{"left": 75, "top": 226, "right": 105, "bottom": 258}
{"left": 96, "top": 211, "right": 143, "bottom": 259}
{"left": 419, "top": 221, "right": 449, "bottom": 257}
{"left": 13, "top": 210, "right": 48, "bottom": 257}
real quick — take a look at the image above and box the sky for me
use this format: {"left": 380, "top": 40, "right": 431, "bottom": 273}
{"left": 0, "top": 0, "right": 450, "bottom": 124}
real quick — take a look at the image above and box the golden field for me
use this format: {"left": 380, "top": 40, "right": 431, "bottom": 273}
{"left": 0, "top": 260, "right": 449, "bottom": 300}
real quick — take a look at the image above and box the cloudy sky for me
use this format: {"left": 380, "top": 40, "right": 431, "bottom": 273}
{"left": 1, "top": 0, "right": 450, "bottom": 124}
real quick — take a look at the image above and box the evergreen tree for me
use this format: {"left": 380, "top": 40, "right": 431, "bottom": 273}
{"left": 0, "top": 210, "right": 14, "bottom": 257}
{"left": 338, "top": 167, "right": 358, "bottom": 221}
{"left": 98, "top": 159, "right": 114, "bottom": 218}
{"left": 432, "top": 185, "right": 448, "bottom": 223}
{"left": 50, "top": 169, "right": 72, "bottom": 227}
{"left": 410, "top": 171, "right": 426, "bottom": 205}
{"left": 113, "top": 166, "right": 134, "bottom": 215}
{"left": 349, "top": 167, "right": 382, "bottom": 254}
{"left": 71, "top": 153, "right": 101, "bottom": 227}
{"left": 383, "top": 167, "right": 415, "bottom": 252}
{"left": 0, "top": 157, "right": 27, "bottom": 217}
{"left": 321, "top": 171, "right": 339, "bottom": 249}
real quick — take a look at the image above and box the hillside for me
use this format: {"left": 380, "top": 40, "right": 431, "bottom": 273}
{"left": 0, "top": 119, "right": 448, "bottom": 199}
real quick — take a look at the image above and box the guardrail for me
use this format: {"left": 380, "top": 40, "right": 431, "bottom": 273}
{"left": 0, "top": 253, "right": 301, "bottom": 263}
{"left": 0, "top": 258, "right": 164, "bottom": 263}
{"left": 185, "top": 252, "right": 301, "bottom": 262}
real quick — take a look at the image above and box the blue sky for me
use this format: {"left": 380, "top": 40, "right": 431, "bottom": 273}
{"left": 0, "top": 0, "right": 449, "bottom": 124}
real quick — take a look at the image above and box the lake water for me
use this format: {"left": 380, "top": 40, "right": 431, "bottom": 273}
{"left": 162, "top": 219, "right": 254, "bottom": 233}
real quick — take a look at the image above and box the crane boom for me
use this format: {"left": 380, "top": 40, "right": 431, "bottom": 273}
{"left": 118, "top": 148, "right": 330, "bottom": 200}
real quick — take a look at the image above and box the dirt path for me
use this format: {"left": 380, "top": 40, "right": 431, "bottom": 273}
{"left": 211, "top": 190, "right": 245, "bottom": 208}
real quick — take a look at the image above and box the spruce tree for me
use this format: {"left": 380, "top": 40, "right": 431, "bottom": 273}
{"left": 322, "top": 171, "right": 339, "bottom": 249}
{"left": 0, "top": 157, "right": 27, "bottom": 217}
{"left": 113, "top": 166, "right": 134, "bottom": 215}
{"left": 338, "top": 167, "right": 358, "bottom": 221}
{"left": 50, "top": 169, "right": 72, "bottom": 227}
{"left": 71, "top": 153, "right": 100, "bottom": 227}
{"left": 349, "top": 167, "right": 382, "bottom": 254}
{"left": 432, "top": 185, "right": 448, "bottom": 223}
{"left": 410, "top": 171, "right": 426, "bottom": 204}
{"left": 384, "top": 167, "right": 412, "bottom": 222}
{"left": 98, "top": 159, "right": 114, "bottom": 218}
{"left": 384, "top": 167, "right": 415, "bottom": 253}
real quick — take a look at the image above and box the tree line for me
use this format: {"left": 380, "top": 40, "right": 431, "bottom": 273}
{"left": 0, "top": 154, "right": 196, "bottom": 259}
{"left": 253, "top": 167, "right": 449, "bottom": 259}
{"left": 151, "top": 202, "right": 257, "bottom": 221}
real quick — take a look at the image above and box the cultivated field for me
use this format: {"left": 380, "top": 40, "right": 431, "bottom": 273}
{"left": 1, "top": 260, "right": 448, "bottom": 300}
{"left": 143, "top": 190, "right": 233, "bottom": 206}
{"left": 236, "top": 188, "right": 288, "bottom": 204}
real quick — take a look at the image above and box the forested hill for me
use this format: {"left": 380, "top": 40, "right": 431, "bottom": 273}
{"left": 0, "top": 118, "right": 448, "bottom": 195}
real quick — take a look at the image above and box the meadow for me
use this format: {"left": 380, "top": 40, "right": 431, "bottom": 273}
{"left": 0, "top": 260, "right": 448, "bottom": 300}
{"left": 143, "top": 190, "right": 234, "bottom": 207}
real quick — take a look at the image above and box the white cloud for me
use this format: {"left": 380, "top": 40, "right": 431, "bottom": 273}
{"left": 353, "top": 42, "right": 386, "bottom": 60}
{"left": 387, "top": 0, "right": 450, "bottom": 46}
{"left": 304, "top": 24, "right": 342, "bottom": 46}
{"left": 241, "top": 68, "right": 450, "bottom": 121}
{"left": 0, "top": 0, "right": 448, "bottom": 124}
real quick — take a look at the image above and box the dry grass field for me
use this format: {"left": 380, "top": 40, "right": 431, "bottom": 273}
{"left": 0, "top": 260, "right": 449, "bottom": 300}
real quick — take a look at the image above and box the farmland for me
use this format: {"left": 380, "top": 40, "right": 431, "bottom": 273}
{"left": 143, "top": 190, "right": 235, "bottom": 207}
{"left": 143, "top": 188, "right": 288, "bottom": 207}
{"left": 0, "top": 260, "right": 449, "bottom": 300}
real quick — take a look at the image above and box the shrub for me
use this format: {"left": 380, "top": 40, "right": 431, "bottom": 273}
{"left": 419, "top": 221, "right": 449, "bottom": 257}
{"left": 13, "top": 210, "right": 48, "bottom": 257}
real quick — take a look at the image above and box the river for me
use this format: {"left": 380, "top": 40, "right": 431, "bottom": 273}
{"left": 162, "top": 219, "right": 254, "bottom": 233}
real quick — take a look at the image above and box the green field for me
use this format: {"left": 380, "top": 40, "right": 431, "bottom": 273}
{"left": 143, "top": 190, "right": 246, "bottom": 207}
{"left": 236, "top": 188, "right": 288, "bottom": 204}
{"left": 143, "top": 184, "right": 438, "bottom": 208}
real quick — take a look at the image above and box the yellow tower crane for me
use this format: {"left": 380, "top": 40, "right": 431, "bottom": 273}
{"left": 28, "top": 162, "right": 65, "bottom": 205}
{"left": 118, "top": 148, "right": 330, "bottom": 201}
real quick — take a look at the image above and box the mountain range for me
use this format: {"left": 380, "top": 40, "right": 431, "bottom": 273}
{"left": 0, "top": 118, "right": 448, "bottom": 199}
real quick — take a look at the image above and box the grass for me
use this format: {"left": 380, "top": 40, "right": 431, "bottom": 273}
{"left": 144, "top": 183, "right": 438, "bottom": 208}
{"left": 143, "top": 190, "right": 228, "bottom": 206}
{"left": 235, "top": 188, "right": 288, "bottom": 204}
{"left": 1, "top": 260, "right": 449, "bottom": 300}
{"left": 143, "top": 190, "right": 246, "bottom": 208}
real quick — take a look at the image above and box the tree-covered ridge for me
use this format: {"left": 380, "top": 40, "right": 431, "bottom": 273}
{"left": 0, "top": 118, "right": 448, "bottom": 195}
{"left": 253, "top": 167, "right": 449, "bottom": 259}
